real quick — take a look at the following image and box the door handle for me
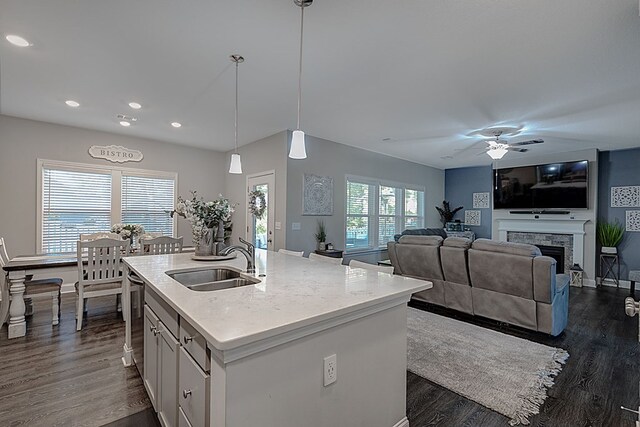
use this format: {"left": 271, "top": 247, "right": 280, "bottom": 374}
{"left": 183, "top": 389, "right": 192, "bottom": 399}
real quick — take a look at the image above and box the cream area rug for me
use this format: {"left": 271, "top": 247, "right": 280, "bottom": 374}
{"left": 407, "top": 308, "right": 569, "bottom": 426}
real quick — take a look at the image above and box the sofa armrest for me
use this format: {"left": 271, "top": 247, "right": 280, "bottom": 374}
{"left": 533, "top": 256, "right": 557, "bottom": 304}
{"left": 555, "top": 274, "right": 569, "bottom": 294}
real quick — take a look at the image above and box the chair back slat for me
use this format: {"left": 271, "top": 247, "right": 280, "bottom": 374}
{"left": 139, "top": 236, "right": 183, "bottom": 255}
{"left": 77, "top": 238, "right": 129, "bottom": 286}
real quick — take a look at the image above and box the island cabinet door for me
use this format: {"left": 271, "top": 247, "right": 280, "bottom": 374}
{"left": 179, "top": 347, "right": 210, "bottom": 427}
{"left": 158, "top": 324, "right": 180, "bottom": 427}
{"left": 144, "top": 305, "right": 160, "bottom": 410}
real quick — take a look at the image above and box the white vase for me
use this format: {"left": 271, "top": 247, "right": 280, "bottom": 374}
{"left": 601, "top": 246, "right": 617, "bottom": 254}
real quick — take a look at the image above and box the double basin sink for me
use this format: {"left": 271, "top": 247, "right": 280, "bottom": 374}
{"left": 166, "top": 267, "right": 260, "bottom": 292}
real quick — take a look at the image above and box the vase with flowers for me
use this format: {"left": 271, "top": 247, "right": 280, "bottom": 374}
{"left": 171, "top": 191, "right": 235, "bottom": 256}
{"left": 111, "top": 223, "right": 145, "bottom": 249}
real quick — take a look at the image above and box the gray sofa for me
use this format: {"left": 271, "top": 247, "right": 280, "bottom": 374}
{"left": 388, "top": 236, "right": 569, "bottom": 336}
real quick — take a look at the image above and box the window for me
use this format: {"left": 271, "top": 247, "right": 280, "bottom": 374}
{"left": 122, "top": 175, "right": 175, "bottom": 236}
{"left": 345, "top": 176, "right": 425, "bottom": 252}
{"left": 39, "top": 160, "right": 177, "bottom": 253}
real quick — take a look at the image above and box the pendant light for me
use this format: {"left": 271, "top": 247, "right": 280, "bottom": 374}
{"left": 289, "top": 0, "right": 313, "bottom": 159}
{"left": 229, "top": 54, "right": 244, "bottom": 174}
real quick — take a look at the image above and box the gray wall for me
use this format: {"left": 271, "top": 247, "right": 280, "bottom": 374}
{"left": 285, "top": 132, "right": 445, "bottom": 262}
{"left": 224, "top": 131, "right": 288, "bottom": 250}
{"left": 444, "top": 166, "right": 493, "bottom": 239}
{"left": 598, "top": 148, "right": 640, "bottom": 280}
{"left": 0, "top": 115, "right": 226, "bottom": 255}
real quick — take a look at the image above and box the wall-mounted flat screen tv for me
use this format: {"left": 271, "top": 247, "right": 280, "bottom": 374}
{"left": 493, "top": 160, "right": 589, "bottom": 209}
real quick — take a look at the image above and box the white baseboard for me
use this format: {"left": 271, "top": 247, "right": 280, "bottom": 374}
{"left": 392, "top": 417, "right": 410, "bottom": 427}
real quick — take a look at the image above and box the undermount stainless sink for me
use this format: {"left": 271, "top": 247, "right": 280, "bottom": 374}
{"left": 166, "top": 267, "right": 260, "bottom": 291}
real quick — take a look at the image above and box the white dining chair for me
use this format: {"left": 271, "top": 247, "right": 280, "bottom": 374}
{"left": 278, "top": 249, "right": 304, "bottom": 257}
{"left": 80, "top": 232, "right": 121, "bottom": 241}
{"left": 308, "top": 252, "right": 344, "bottom": 265}
{"left": 0, "top": 237, "right": 63, "bottom": 327}
{"left": 139, "top": 235, "right": 184, "bottom": 255}
{"left": 349, "top": 259, "right": 394, "bottom": 274}
{"left": 75, "top": 237, "right": 129, "bottom": 331}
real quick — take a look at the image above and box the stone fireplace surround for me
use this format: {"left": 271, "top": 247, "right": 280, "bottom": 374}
{"left": 507, "top": 231, "right": 573, "bottom": 274}
{"left": 496, "top": 218, "right": 589, "bottom": 282}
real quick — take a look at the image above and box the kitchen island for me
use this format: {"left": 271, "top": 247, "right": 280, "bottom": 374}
{"left": 122, "top": 250, "right": 431, "bottom": 427}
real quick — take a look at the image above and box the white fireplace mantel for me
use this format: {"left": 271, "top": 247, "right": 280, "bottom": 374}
{"left": 496, "top": 218, "right": 589, "bottom": 271}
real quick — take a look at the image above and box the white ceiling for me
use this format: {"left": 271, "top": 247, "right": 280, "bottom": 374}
{"left": 1, "top": 0, "right": 640, "bottom": 169}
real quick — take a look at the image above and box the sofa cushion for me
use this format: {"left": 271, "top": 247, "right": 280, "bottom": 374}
{"left": 443, "top": 237, "right": 472, "bottom": 249}
{"left": 398, "top": 235, "right": 443, "bottom": 246}
{"left": 468, "top": 247, "right": 535, "bottom": 299}
{"left": 394, "top": 228, "right": 447, "bottom": 242}
{"left": 472, "top": 238, "right": 541, "bottom": 257}
{"left": 395, "top": 241, "right": 445, "bottom": 280}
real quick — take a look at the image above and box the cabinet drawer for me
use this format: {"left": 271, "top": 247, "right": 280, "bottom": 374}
{"left": 180, "top": 318, "right": 209, "bottom": 372}
{"left": 179, "top": 347, "right": 210, "bottom": 427}
{"left": 178, "top": 407, "right": 193, "bottom": 427}
{"left": 146, "top": 287, "right": 179, "bottom": 338}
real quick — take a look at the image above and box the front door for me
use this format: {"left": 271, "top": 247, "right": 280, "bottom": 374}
{"left": 247, "top": 171, "right": 275, "bottom": 251}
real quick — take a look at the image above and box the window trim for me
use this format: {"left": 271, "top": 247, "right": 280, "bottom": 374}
{"left": 345, "top": 174, "right": 425, "bottom": 254}
{"left": 37, "top": 159, "right": 178, "bottom": 253}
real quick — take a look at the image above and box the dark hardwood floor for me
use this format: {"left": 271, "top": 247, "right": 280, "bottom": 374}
{"left": 0, "top": 295, "right": 151, "bottom": 427}
{"left": 1, "top": 287, "right": 638, "bottom": 426}
{"left": 407, "top": 286, "right": 640, "bottom": 427}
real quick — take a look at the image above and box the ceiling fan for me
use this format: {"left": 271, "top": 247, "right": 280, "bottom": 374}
{"left": 479, "top": 130, "right": 543, "bottom": 160}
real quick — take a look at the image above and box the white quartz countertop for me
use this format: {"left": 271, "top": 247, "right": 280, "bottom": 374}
{"left": 124, "top": 250, "right": 431, "bottom": 351}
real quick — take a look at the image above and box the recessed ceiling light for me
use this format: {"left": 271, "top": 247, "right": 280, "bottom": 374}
{"left": 119, "top": 121, "right": 131, "bottom": 127}
{"left": 171, "top": 122, "right": 182, "bottom": 128}
{"left": 5, "top": 34, "right": 31, "bottom": 47}
{"left": 128, "top": 102, "right": 142, "bottom": 110}
{"left": 65, "top": 100, "right": 80, "bottom": 108}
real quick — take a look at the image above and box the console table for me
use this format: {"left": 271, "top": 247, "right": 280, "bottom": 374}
{"left": 314, "top": 249, "right": 343, "bottom": 258}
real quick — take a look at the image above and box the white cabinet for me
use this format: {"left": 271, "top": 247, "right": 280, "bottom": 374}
{"left": 179, "top": 347, "right": 210, "bottom": 427}
{"left": 145, "top": 302, "right": 180, "bottom": 427}
{"left": 158, "top": 325, "right": 179, "bottom": 427}
{"left": 143, "top": 305, "right": 160, "bottom": 409}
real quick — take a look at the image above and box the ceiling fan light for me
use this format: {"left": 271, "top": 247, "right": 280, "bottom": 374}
{"left": 229, "top": 153, "right": 243, "bottom": 174}
{"left": 487, "top": 144, "right": 509, "bottom": 160}
{"left": 289, "top": 130, "right": 307, "bottom": 159}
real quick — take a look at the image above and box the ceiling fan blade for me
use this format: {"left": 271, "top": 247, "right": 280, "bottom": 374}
{"left": 508, "top": 147, "right": 529, "bottom": 152}
{"left": 510, "top": 139, "right": 544, "bottom": 146}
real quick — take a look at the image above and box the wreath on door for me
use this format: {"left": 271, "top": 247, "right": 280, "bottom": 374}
{"left": 248, "top": 189, "right": 267, "bottom": 219}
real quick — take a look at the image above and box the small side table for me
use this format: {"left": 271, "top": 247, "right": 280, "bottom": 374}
{"left": 314, "top": 249, "right": 343, "bottom": 258}
{"left": 599, "top": 254, "right": 620, "bottom": 287}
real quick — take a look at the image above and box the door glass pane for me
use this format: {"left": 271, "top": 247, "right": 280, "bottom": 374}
{"left": 253, "top": 184, "right": 269, "bottom": 249}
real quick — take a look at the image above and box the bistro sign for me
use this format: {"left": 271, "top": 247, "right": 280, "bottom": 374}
{"left": 88, "top": 145, "right": 143, "bottom": 163}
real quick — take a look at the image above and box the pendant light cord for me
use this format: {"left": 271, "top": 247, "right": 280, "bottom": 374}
{"left": 297, "top": 5, "right": 304, "bottom": 130}
{"left": 234, "top": 59, "right": 239, "bottom": 154}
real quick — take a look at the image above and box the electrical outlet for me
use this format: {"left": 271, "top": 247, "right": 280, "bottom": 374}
{"left": 323, "top": 354, "right": 337, "bottom": 386}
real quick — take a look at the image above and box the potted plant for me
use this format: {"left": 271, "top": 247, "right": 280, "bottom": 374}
{"left": 597, "top": 220, "right": 625, "bottom": 254}
{"left": 435, "top": 201, "right": 463, "bottom": 228}
{"left": 315, "top": 220, "right": 327, "bottom": 251}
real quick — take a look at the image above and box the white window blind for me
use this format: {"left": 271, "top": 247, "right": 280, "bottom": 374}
{"left": 42, "top": 168, "right": 112, "bottom": 254}
{"left": 122, "top": 175, "right": 175, "bottom": 236}
{"left": 345, "top": 176, "right": 426, "bottom": 252}
{"left": 346, "top": 181, "right": 374, "bottom": 250}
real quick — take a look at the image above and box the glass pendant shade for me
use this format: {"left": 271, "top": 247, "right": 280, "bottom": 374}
{"left": 229, "top": 153, "right": 243, "bottom": 174}
{"left": 487, "top": 144, "right": 509, "bottom": 160}
{"left": 289, "top": 130, "right": 307, "bottom": 159}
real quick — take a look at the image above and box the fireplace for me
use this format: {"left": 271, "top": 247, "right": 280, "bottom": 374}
{"left": 536, "top": 245, "right": 565, "bottom": 273}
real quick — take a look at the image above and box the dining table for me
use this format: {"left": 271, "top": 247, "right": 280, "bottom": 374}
{"left": 2, "top": 247, "right": 195, "bottom": 339}
{"left": 1, "top": 254, "right": 80, "bottom": 338}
